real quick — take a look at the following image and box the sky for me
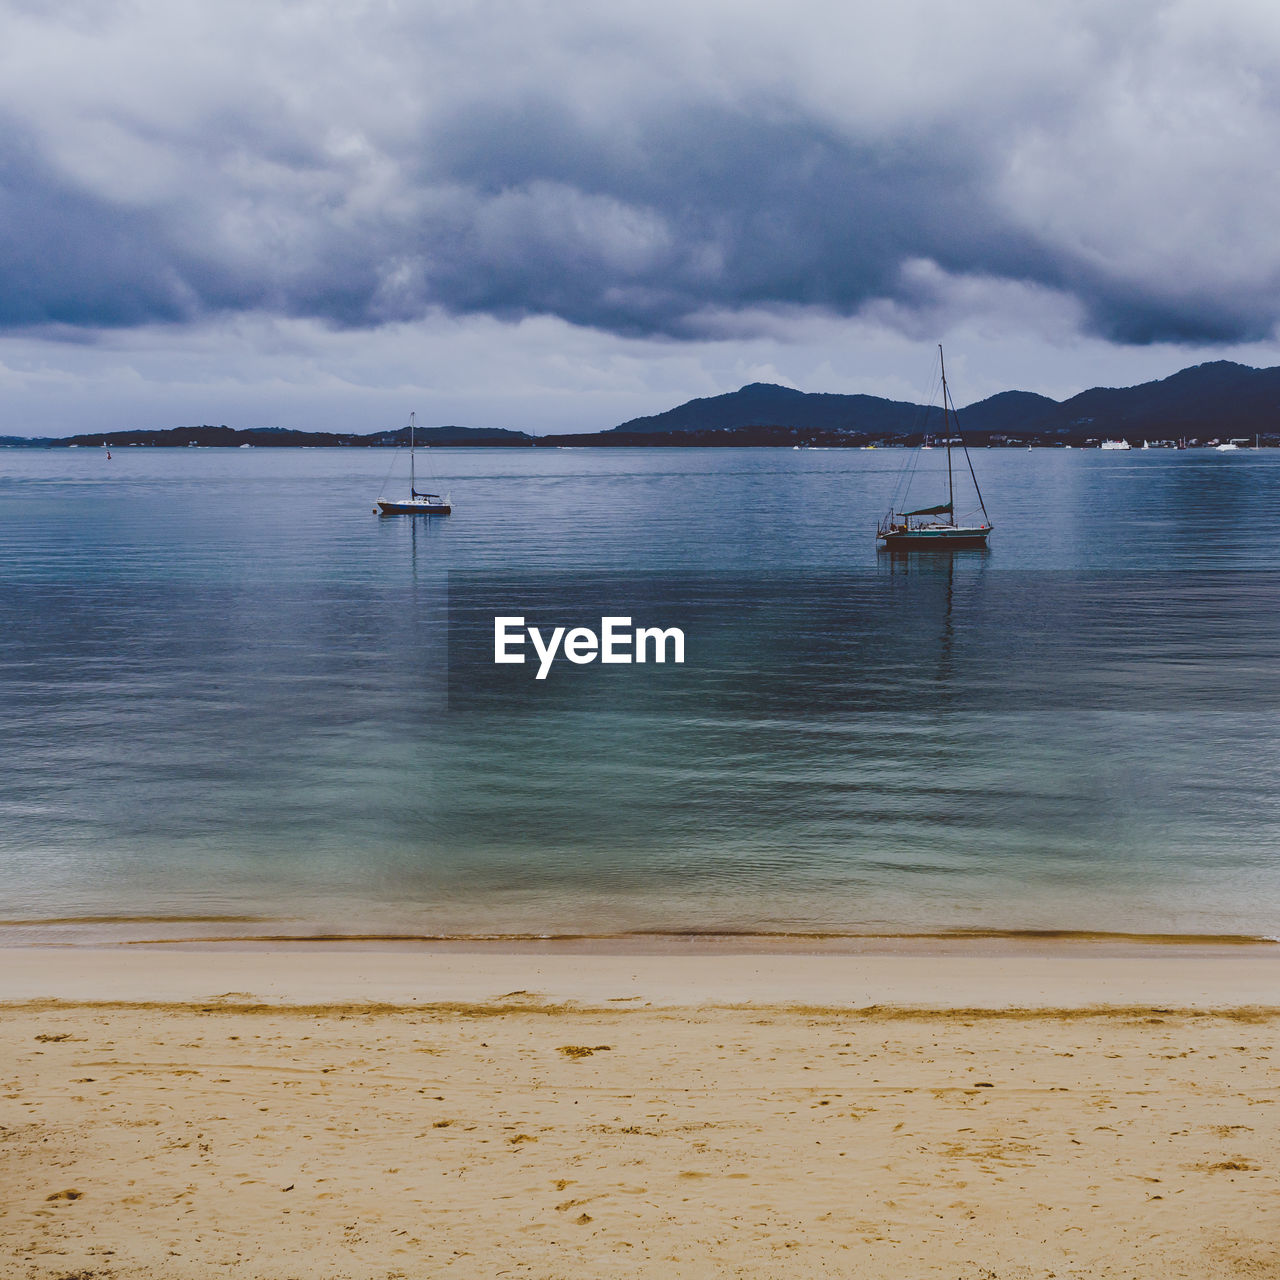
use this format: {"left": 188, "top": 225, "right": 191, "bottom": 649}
{"left": 3, "top": 0, "right": 1280, "bottom": 436}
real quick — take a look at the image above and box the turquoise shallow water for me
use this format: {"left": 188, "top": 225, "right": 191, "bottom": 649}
{"left": 2, "top": 444, "right": 1280, "bottom": 940}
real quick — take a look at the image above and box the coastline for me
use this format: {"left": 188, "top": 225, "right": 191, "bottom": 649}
{"left": 3, "top": 914, "right": 1278, "bottom": 950}
{"left": 3, "top": 938, "right": 1279, "bottom": 1009}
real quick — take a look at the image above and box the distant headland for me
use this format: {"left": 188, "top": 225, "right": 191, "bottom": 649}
{"left": 5, "top": 359, "right": 1279, "bottom": 448}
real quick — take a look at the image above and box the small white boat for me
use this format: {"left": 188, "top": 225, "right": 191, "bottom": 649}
{"left": 376, "top": 412, "right": 452, "bottom": 515}
{"left": 1215, "top": 439, "right": 1245, "bottom": 451}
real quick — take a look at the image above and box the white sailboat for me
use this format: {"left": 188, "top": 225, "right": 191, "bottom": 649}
{"left": 877, "top": 345, "right": 993, "bottom": 549}
{"left": 375, "top": 412, "right": 452, "bottom": 515}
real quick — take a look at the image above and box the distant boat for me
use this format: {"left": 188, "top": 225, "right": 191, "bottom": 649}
{"left": 877, "top": 345, "right": 993, "bottom": 550}
{"left": 1215, "top": 439, "right": 1246, "bottom": 451}
{"left": 375, "top": 412, "right": 452, "bottom": 515}
{"left": 1100, "top": 439, "right": 1131, "bottom": 451}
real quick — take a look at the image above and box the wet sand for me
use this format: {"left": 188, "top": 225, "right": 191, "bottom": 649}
{"left": 3, "top": 940, "right": 1280, "bottom": 1006}
{"left": 2, "top": 946, "right": 1278, "bottom": 1278}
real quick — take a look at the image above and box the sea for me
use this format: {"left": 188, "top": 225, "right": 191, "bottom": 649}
{"left": 3, "top": 443, "right": 1280, "bottom": 944}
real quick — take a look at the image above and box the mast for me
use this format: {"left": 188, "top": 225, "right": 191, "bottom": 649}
{"left": 939, "top": 345, "right": 992, "bottom": 527}
{"left": 409, "top": 411, "right": 415, "bottom": 496}
{"left": 939, "top": 344, "right": 954, "bottom": 523}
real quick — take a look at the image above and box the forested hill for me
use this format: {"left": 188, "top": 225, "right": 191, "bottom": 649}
{"left": 586, "top": 362, "right": 1280, "bottom": 445}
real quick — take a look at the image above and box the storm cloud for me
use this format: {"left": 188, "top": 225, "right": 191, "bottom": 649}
{"left": 3, "top": 0, "right": 1280, "bottom": 346}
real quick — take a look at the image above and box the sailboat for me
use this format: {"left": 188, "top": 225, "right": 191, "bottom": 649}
{"left": 877, "top": 346, "right": 993, "bottom": 549}
{"left": 375, "top": 412, "right": 452, "bottom": 515}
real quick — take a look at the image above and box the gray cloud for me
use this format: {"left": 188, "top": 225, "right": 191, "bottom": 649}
{"left": 1, "top": 0, "right": 1278, "bottom": 347}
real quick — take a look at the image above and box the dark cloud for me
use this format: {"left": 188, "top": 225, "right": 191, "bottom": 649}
{"left": 0, "top": 129, "right": 193, "bottom": 327}
{"left": 1, "top": 1, "right": 1277, "bottom": 347}
{"left": 1069, "top": 282, "right": 1280, "bottom": 347}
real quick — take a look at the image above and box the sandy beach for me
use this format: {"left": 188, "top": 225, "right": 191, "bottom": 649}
{"left": 2, "top": 944, "right": 1279, "bottom": 1279}
{"left": 7, "top": 942, "right": 1280, "bottom": 1280}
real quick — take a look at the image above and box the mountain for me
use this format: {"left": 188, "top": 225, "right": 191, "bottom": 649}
{"left": 959, "top": 390, "right": 1059, "bottom": 435}
{"left": 1023, "top": 361, "right": 1280, "bottom": 439}
{"left": 609, "top": 382, "right": 926, "bottom": 436}
{"left": 581, "top": 361, "right": 1280, "bottom": 444}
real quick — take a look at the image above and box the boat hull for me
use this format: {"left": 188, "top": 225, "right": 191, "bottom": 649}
{"left": 879, "top": 527, "right": 991, "bottom": 549}
{"left": 376, "top": 499, "right": 451, "bottom": 515}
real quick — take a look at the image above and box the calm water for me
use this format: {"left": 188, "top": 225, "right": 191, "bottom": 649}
{"left": 3, "top": 444, "right": 1280, "bottom": 941}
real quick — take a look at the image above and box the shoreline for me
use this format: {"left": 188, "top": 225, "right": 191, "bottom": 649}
{"left": 3, "top": 943, "right": 1279, "bottom": 1011}
{"left": 3, "top": 919, "right": 1277, "bottom": 949}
